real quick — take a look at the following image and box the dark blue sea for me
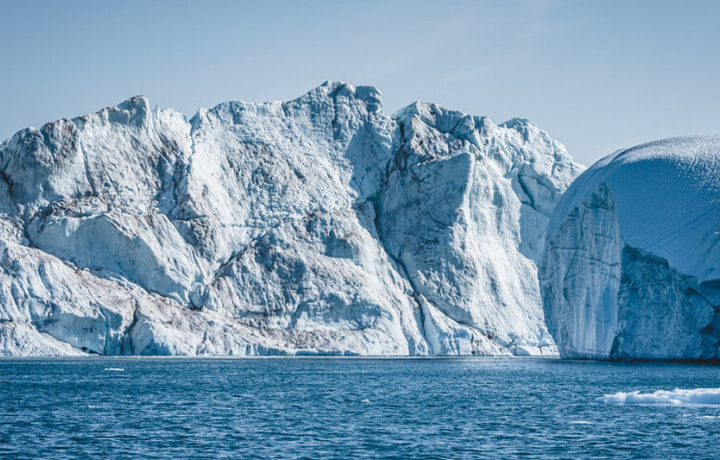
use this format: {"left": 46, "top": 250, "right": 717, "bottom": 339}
{"left": 1, "top": 357, "right": 719, "bottom": 459}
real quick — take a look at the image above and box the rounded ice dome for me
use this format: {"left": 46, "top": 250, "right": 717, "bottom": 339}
{"left": 541, "top": 135, "right": 720, "bottom": 361}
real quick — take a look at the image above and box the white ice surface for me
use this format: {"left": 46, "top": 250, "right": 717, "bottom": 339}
{"left": 597, "top": 388, "right": 720, "bottom": 405}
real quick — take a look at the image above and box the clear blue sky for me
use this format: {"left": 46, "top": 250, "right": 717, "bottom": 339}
{"left": 1, "top": 0, "right": 719, "bottom": 166}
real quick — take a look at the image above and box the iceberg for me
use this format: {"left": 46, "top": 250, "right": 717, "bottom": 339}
{"left": 541, "top": 135, "right": 720, "bottom": 361}
{"left": 0, "top": 82, "right": 582, "bottom": 356}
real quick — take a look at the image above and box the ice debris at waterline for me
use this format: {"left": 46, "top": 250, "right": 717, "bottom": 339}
{"left": 0, "top": 82, "right": 583, "bottom": 356}
{"left": 541, "top": 135, "right": 720, "bottom": 361}
{"left": 596, "top": 388, "right": 720, "bottom": 405}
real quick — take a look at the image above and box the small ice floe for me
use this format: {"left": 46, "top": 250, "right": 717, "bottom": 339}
{"left": 569, "top": 421, "right": 594, "bottom": 425}
{"left": 596, "top": 388, "right": 720, "bottom": 405}
{"left": 104, "top": 368, "right": 125, "bottom": 372}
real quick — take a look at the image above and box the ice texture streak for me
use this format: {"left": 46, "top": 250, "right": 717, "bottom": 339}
{"left": 541, "top": 135, "right": 720, "bottom": 361}
{"left": 0, "top": 82, "right": 583, "bottom": 356}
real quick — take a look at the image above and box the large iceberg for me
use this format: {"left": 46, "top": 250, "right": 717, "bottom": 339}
{"left": 0, "top": 82, "right": 582, "bottom": 356}
{"left": 541, "top": 135, "right": 720, "bottom": 361}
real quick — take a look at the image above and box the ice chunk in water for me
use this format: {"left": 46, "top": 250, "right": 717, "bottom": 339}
{"left": 597, "top": 388, "right": 720, "bottom": 405}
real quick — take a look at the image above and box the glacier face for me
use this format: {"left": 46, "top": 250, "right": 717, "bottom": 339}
{"left": 541, "top": 135, "right": 720, "bottom": 361}
{"left": 0, "top": 82, "right": 582, "bottom": 356}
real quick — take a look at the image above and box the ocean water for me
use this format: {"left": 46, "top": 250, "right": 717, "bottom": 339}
{"left": 1, "top": 358, "right": 719, "bottom": 459}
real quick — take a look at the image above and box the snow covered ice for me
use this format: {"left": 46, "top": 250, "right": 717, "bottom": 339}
{"left": 0, "top": 82, "right": 582, "bottom": 356}
{"left": 541, "top": 135, "right": 720, "bottom": 361}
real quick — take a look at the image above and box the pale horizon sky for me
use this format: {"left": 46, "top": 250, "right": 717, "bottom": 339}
{"left": 1, "top": 0, "right": 719, "bottom": 166}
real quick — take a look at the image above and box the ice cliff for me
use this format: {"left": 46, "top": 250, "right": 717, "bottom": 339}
{"left": 0, "top": 82, "right": 582, "bottom": 356}
{"left": 541, "top": 135, "right": 720, "bottom": 361}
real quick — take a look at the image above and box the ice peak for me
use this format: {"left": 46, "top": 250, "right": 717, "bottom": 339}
{"left": 318, "top": 80, "right": 354, "bottom": 92}
{"left": 499, "top": 117, "right": 542, "bottom": 142}
{"left": 394, "top": 101, "right": 456, "bottom": 119}
{"left": 500, "top": 117, "right": 536, "bottom": 129}
{"left": 290, "top": 81, "right": 384, "bottom": 113}
{"left": 394, "top": 101, "right": 477, "bottom": 136}
{"left": 115, "top": 95, "right": 151, "bottom": 114}
{"left": 108, "top": 95, "right": 152, "bottom": 127}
